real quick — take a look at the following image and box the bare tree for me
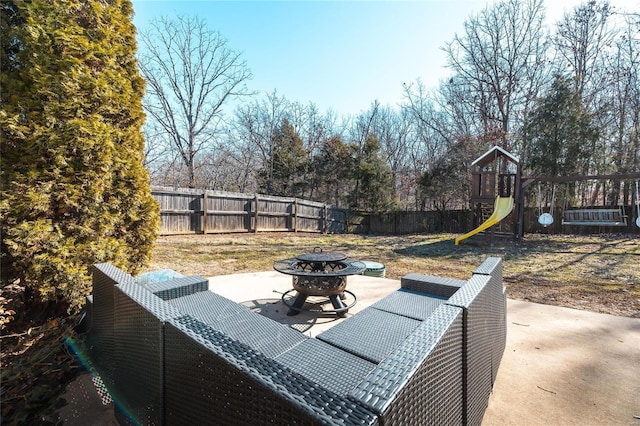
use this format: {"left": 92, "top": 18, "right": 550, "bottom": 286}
{"left": 553, "top": 1, "right": 638, "bottom": 184}
{"left": 604, "top": 11, "right": 640, "bottom": 203}
{"left": 138, "top": 15, "right": 253, "bottom": 187}
{"left": 233, "top": 91, "right": 344, "bottom": 199}
{"left": 403, "top": 80, "right": 486, "bottom": 211}
{"left": 233, "top": 90, "right": 290, "bottom": 192}
{"left": 554, "top": 1, "right": 615, "bottom": 100}
{"left": 442, "top": 0, "right": 549, "bottom": 151}
{"left": 367, "top": 105, "right": 413, "bottom": 208}
{"left": 142, "top": 118, "right": 173, "bottom": 179}
{"left": 403, "top": 79, "right": 461, "bottom": 162}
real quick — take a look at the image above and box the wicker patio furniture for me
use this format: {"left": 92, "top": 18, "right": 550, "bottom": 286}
{"left": 84, "top": 257, "right": 506, "bottom": 425}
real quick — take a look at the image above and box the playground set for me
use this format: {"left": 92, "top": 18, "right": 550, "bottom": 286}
{"left": 455, "top": 146, "right": 640, "bottom": 245}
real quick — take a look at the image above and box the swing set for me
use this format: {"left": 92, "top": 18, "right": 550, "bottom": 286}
{"left": 519, "top": 173, "right": 640, "bottom": 239}
{"left": 455, "top": 145, "right": 639, "bottom": 243}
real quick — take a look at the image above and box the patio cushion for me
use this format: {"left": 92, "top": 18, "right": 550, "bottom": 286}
{"left": 164, "top": 315, "right": 379, "bottom": 426}
{"left": 170, "top": 291, "right": 307, "bottom": 358}
{"left": 275, "top": 338, "right": 377, "bottom": 395}
{"left": 401, "top": 273, "right": 466, "bottom": 298}
{"left": 369, "top": 288, "right": 446, "bottom": 320}
{"left": 317, "top": 308, "right": 422, "bottom": 364}
{"left": 210, "top": 308, "right": 308, "bottom": 358}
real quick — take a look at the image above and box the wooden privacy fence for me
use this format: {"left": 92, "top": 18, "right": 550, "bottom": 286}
{"left": 153, "top": 187, "right": 639, "bottom": 237}
{"left": 369, "top": 210, "right": 471, "bottom": 234}
{"left": 152, "top": 187, "right": 349, "bottom": 235}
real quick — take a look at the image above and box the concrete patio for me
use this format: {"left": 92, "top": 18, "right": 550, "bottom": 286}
{"left": 60, "top": 271, "right": 640, "bottom": 425}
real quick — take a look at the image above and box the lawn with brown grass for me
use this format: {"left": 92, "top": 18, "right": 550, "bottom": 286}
{"left": 147, "top": 232, "right": 640, "bottom": 318}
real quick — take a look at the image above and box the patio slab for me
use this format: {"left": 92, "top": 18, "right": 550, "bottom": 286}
{"left": 59, "top": 271, "right": 640, "bottom": 425}
{"left": 483, "top": 298, "right": 640, "bottom": 426}
{"left": 207, "top": 270, "right": 399, "bottom": 337}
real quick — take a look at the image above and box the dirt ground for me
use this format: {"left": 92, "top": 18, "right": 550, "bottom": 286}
{"left": 147, "top": 232, "right": 640, "bottom": 318}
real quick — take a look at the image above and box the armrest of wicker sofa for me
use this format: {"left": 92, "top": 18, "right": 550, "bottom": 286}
{"left": 401, "top": 273, "right": 466, "bottom": 298}
{"left": 87, "top": 263, "right": 193, "bottom": 425}
{"left": 112, "top": 280, "right": 184, "bottom": 425}
{"left": 144, "top": 275, "right": 209, "bottom": 300}
{"left": 472, "top": 256, "right": 502, "bottom": 282}
{"left": 349, "top": 304, "right": 464, "bottom": 425}
{"left": 164, "top": 315, "right": 379, "bottom": 426}
{"left": 445, "top": 257, "right": 505, "bottom": 426}
{"left": 471, "top": 256, "right": 507, "bottom": 387}
{"left": 87, "top": 263, "right": 137, "bottom": 388}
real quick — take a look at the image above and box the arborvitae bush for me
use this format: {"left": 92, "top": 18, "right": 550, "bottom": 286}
{"left": 1, "top": 0, "right": 159, "bottom": 311}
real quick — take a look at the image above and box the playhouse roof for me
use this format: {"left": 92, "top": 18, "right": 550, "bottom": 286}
{"left": 471, "top": 146, "right": 519, "bottom": 168}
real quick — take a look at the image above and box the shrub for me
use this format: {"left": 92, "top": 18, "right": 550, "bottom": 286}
{"left": 0, "top": 0, "right": 159, "bottom": 311}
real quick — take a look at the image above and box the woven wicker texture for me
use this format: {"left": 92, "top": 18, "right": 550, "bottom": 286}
{"left": 350, "top": 304, "right": 464, "bottom": 425}
{"left": 86, "top": 259, "right": 506, "bottom": 426}
{"left": 89, "top": 263, "right": 136, "bottom": 389}
{"left": 471, "top": 257, "right": 507, "bottom": 387}
{"left": 146, "top": 275, "right": 209, "bottom": 300}
{"left": 317, "top": 308, "right": 421, "bottom": 364}
{"left": 112, "top": 281, "right": 183, "bottom": 425}
{"left": 494, "top": 287, "right": 507, "bottom": 384}
{"left": 164, "top": 315, "right": 379, "bottom": 426}
{"left": 168, "top": 290, "right": 247, "bottom": 323}
{"left": 401, "top": 273, "right": 466, "bottom": 298}
{"left": 448, "top": 265, "right": 504, "bottom": 426}
{"left": 369, "top": 289, "right": 446, "bottom": 320}
{"left": 117, "top": 280, "right": 183, "bottom": 321}
{"left": 275, "top": 338, "right": 377, "bottom": 395}
{"left": 472, "top": 257, "right": 502, "bottom": 280}
{"left": 211, "top": 308, "right": 308, "bottom": 358}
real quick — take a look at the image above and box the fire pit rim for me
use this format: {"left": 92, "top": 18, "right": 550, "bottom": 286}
{"left": 273, "top": 258, "right": 367, "bottom": 277}
{"left": 294, "top": 249, "right": 347, "bottom": 263}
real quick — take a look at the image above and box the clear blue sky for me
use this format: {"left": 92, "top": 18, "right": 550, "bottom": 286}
{"left": 130, "top": 0, "right": 635, "bottom": 117}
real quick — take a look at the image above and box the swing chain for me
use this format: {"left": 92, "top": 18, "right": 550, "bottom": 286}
{"left": 635, "top": 180, "right": 640, "bottom": 229}
{"left": 537, "top": 182, "right": 556, "bottom": 227}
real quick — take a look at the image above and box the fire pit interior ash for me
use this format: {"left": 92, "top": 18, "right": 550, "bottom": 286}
{"left": 273, "top": 248, "right": 366, "bottom": 317}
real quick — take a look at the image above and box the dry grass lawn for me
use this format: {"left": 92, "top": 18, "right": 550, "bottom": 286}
{"left": 147, "top": 232, "right": 640, "bottom": 318}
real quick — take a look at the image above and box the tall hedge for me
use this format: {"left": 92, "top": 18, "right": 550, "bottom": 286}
{"left": 0, "top": 0, "right": 159, "bottom": 310}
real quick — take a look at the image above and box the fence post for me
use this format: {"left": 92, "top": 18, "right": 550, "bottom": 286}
{"left": 293, "top": 199, "right": 297, "bottom": 233}
{"left": 323, "top": 205, "right": 328, "bottom": 234}
{"left": 201, "top": 191, "right": 207, "bottom": 234}
{"left": 253, "top": 194, "right": 259, "bottom": 233}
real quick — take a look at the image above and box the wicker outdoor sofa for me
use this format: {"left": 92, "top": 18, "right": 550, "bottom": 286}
{"left": 84, "top": 257, "right": 506, "bottom": 426}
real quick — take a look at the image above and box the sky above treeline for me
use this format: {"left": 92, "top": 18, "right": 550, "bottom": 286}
{"left": 131, "top": 0, "right": 638, "bottom": 117}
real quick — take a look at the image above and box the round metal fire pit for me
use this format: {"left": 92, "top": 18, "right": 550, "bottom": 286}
{"left": 273, "top": 248, "right": 366, "bottom": 316}
{"left": 292, "top": 275, "right": 346, "bottom": 296}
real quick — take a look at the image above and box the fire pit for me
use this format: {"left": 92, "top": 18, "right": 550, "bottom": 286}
{"left": 273, "top": 248, "right": 366, "bottom": 317}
